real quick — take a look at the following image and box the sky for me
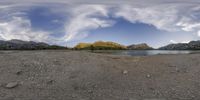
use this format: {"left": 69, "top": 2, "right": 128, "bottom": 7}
{"left": 0, "top": 0, "right": 200, "bottom": 48}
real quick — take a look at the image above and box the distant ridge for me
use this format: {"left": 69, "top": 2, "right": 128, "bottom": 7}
{"left": 127, "top": 43, "right": 153, "bottom": 50}
{"left": 0, "top": 39, "right": 67, "bottom": 50}
{"left": 1, "top": 39, "right": 200, "bottom": 50}
{"left": 159, "top": 40, "right": 200, "bottom": 50}
{"left": 74, "top": 41, "right": 153, "bottom": 50}
{"left": 74, "top": 41, "right": 127, "bottom": 50}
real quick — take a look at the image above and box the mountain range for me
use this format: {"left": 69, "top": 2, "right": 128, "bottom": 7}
{"left": 74, "top": 41, "right": 127, "bottom": 50}
{"left": 159, "top": 40, "right": 200, "bottom": 50}
{"left": 74, "top": 41, "right": 152, "bottom": 50}
{"left": 0, "top": 39, "right": 67, "bottom": 50}
{"left": 127, "top": 43, "right": 153, "bottom": 50}
{"left": 1, "top": 39, "right": 200, "bottom": 50}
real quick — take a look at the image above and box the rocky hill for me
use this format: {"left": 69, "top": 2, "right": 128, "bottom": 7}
{"left": 159, "top": 40, "right": 200, "bottom": 50}
{"left": 0, "top": 39, "right": 67, "bottom": 50}
{"left": 127, "top": 43, "right": 153, "bottom": 50}
{"left": 74, "top": 41, "right": 127, "bottom": 50}
{"left": 74, "top": 43, "right": 92, "bottom": 50}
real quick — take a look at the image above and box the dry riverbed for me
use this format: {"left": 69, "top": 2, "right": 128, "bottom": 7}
{"left": 0, "top": 50, "right": 200, "bottom": 100}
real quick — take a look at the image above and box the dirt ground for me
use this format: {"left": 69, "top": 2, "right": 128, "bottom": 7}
{"left": 0, "top": 50, "right": 200, "bottom": 100}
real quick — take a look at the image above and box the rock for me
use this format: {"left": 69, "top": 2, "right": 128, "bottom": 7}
{"left": 122, "top": 70, "right": 128, "bottom": 74}
{"left": 47, "top": 80, "right": 54, "bottom": 84}
{"left": 168, "top": 65, "right": 176, "bottom": 67}
{"left": 71, "top": 94, "right": 77, "bottom": 98}
{"left": 92, "top": 84, "right": 98, "bottom": 88}
{"left": 19, "top": 81, "right": 24, "bottom": 85}
{"left": 175, "top": 68, "right": 180, "bottom": 72}
{"left": 146, "top": 74, "right": 151, "bottom": 78}
{"left": 87, "top": 90, "right": 93, "bottom": 93}
{"left": 171, "top": 88, "right": 176, "bottom": 91}
{"left": 5, "top": 82, "right": 18, "bottom": 89}
{"left": 15, "top": 70, "right": 23, "bottom": 75}
{"left": 191, "top": 95, "right": 195, "bottom": 98}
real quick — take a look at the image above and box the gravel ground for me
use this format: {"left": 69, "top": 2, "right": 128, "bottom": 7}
{"left": 0, "top": 50, "right": 200, "bottom": 100}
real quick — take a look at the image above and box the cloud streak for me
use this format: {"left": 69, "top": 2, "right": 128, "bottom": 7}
{"left": 64, "top": 5, "right": 115, "bottom": 41}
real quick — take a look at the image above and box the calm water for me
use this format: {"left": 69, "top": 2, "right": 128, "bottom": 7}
{"left": 93, "top": 50, "right": 200, "bottom": 56}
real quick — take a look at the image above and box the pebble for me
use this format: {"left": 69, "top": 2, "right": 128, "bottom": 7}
{"left": 47, "top": 80, "right": 54, "bottom": 84}
{"left": 87, "top": 90, "right": 93, "bottom": 93}
{"left": 123, "top": 70, "right": 128, "bottom": 74}
{"left": 92, "top": 84, "right": 98, "bottom": 88}
{"left": 176, "top": 68, "right": 180, "bottom": 72}
{"left": 71, "top": 94, "right": 77, "bottom": 98}
{"left": 15, "top": 70, "right": 23, "bottom": 75}
{"left": 5, "top": 82, "right": 18, "bottom": 89}
{"left": 146, "top": 74, "right": 151, "bottom": 78}
{"left": 169, "top": 65, "right": 176, "bottom": 67}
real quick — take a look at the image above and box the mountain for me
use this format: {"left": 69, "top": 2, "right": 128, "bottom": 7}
{"left": 0, "top": 39, "right": 67, "bottom": 50}
{"left": 74, "top": 41, "right": 127, "bottom": 50}
{"left": 74, "top": 43, "right": 92, "bottom": 49}
{"left": 159, "top": 40, "right": 200, "bottom": 50}
{"left": 127, "top": 43, "right": 153, "bottom": 50}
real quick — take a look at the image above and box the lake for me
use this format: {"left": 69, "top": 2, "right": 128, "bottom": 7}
{"left": 92, "top": 50, "right": 200, "bottom": 56}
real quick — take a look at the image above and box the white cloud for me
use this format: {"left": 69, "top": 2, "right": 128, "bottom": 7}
{"left": 113, "top": 4, "right": 200, "bottom": 38}
{"left": 181, "top": 41, "right": 190, "bottom": 43}
{"left": 115, "top": 4, "right": 200, "bottom": 32}
{"left": 170, "top": 40, "right": 177, "bottom": 44}
{"left": 0, "top": 16, "right": 50, "bottom": 42}
{"left": 52, "top": 19, "right": 60, "bottom": 23}
{"left": 64, "top": 5, "right": 115, "bottom": 41}
{"left": 198, "top": 31, "right": 200, "bottom": 37}
{"left": 114, "top": 5, "right": 180, "bottom": 31}
{"left": 169, "top": 40, "right": 190, "bottom": 44}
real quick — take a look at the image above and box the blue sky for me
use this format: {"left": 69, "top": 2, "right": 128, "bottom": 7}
{"left": 0, "top": 0, "right": 200, "bottom": 48}
{"left": 69, "top": 18, "right": 197, "bottom": 48}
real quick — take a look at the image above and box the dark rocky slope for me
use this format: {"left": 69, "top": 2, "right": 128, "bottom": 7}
{"left": 0, "top": 39, "right": 67, "bottom": 50}
{"left": 159, "top": 40, "right": 200, "bottom": 50}
{"left": 127, "top": 43, "right": 153, "bottom": 50}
